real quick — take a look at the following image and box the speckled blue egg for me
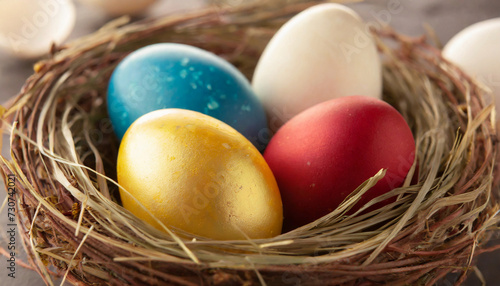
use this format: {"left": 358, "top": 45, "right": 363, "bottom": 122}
{"left": 107, "top": 43, "right": 268, "bottom": 150}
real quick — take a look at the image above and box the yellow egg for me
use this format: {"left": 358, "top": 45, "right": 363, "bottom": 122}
{"left": 117, "top": 109, "right": 283, "bottom": 240}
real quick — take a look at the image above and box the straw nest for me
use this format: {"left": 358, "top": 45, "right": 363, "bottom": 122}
{"left": 1, "top": 0, "right": 499, "bottom": 285}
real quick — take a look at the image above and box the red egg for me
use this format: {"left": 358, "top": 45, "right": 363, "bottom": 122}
{"left": 264, "top": 96, "right": 416, "bottom": 230}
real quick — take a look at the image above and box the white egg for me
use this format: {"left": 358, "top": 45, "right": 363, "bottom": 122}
{"left": 443, "top": 18, "right": 500, "bottom": 121}
{"left": 78, "top": 0, "right": 157, "bottom": 16}
{"left": 0, "top": 0, "right": 75, "bottom": 59}
{"left": 252, "top": 3, "right": 382, "bottom": 131}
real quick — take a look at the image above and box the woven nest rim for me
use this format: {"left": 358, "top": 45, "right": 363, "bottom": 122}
{"left": 1, "top": 1, "right": 499, "bottom": 285}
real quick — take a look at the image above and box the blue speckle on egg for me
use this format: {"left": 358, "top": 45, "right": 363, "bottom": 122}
{"left": 107, "top": 43, "right": 268, "bottom": 150}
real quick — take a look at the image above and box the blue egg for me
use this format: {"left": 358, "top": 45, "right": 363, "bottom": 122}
{"left": 107, "top": 43, "right": 269, "bottom": 150}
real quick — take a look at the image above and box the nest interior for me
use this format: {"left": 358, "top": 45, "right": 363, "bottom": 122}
{"left": 1, "top": 1, "right": 499, "bottom": 285}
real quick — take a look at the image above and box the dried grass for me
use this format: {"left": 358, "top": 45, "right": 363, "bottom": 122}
{"left": 0, "top": 0, "right": 498, "bottom": 285}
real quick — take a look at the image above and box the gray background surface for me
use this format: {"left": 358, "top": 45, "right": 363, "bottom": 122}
{"left": 0, "top": 0, "right": 499, "bottom": 285}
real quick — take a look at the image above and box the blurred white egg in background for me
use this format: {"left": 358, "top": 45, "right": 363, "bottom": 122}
{"left": 0, "top": 0, "right": 76, "bottom": 59}
{"left": 443, "top": 18, "right": 500, "bottom": 121}
{"left": 78, "top": 0, "right": 157, "bottom": 16}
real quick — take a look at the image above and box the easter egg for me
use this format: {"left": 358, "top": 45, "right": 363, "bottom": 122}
{"left": 117, "top": 109, "right": 283, "bottom": 240}
{"left": 252, "top": 3, "right": 382, "bottom": 131}
{"left": 108, "top": 43, "right": 268, "bottom": 150}
{"left": 264, "top": 96, "right": 415, "bottom": 230}
{"left": 443, "top": 18, "right": 500, "bottom": 121}
{"left": 0, "top": 0, "right": 76, "bottom": 59}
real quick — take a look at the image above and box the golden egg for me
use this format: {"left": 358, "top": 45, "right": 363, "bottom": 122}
{"left": 117, "top": 109, "right": 283, "bottom": 240}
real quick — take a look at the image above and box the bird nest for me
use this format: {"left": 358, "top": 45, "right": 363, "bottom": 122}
{"left": 1, "top": 0, "right": 499, "bottom": 285}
